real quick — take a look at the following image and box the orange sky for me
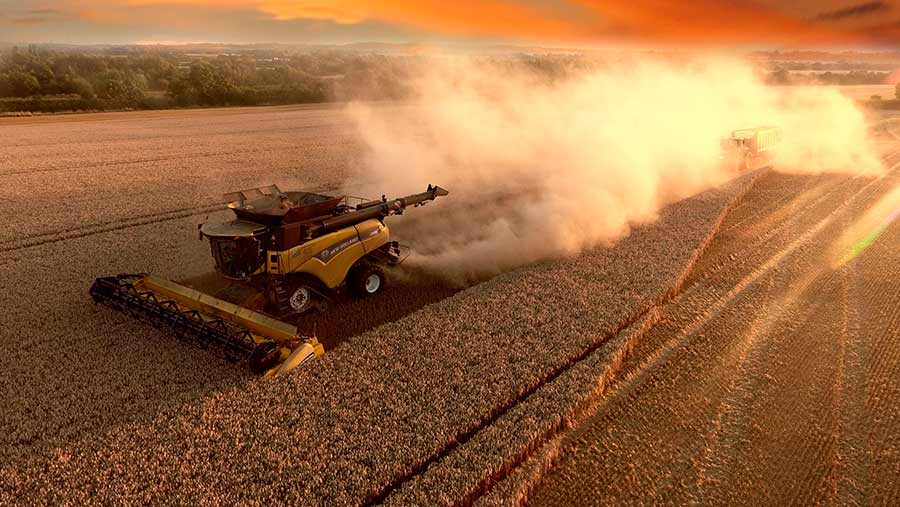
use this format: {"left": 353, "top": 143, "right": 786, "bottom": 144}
{"left": 1, "top": 0, "right": 897, "bottom": 46}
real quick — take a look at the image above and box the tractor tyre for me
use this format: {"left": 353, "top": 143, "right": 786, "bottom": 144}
{"left": 743, "top": 152, "right": 754, "bottom": 172}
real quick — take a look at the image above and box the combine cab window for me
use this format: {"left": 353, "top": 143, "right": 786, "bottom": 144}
{"left": 209, "top": 237, "right": 265, "bottom": 280}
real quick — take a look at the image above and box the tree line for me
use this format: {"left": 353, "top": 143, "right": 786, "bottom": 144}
{"left": 766, "top": 68, "right": 889, "bottom": 86}
{"left": 0, "top": 47, "right": 414, "bottom": 113}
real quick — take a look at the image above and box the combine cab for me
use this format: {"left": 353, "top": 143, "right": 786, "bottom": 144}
{"left": 722, "top": 126, "right": 781, "bottom": 171}
{"left": 90, "top": 183, "right": 449, "bottom": 375}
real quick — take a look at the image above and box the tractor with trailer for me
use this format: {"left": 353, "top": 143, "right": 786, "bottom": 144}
{"left": 721, "top": 126, "right": 782, "bottom": 171}
{"left": 89, "top": 184, "right": 448, "bottom": 375}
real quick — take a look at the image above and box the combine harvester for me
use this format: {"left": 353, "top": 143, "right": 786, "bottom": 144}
{"left": 90, "top": 184, "right": 448, "bottom": 375}
{"left": 722, "top": 126, "right": 782, "bottom": 171}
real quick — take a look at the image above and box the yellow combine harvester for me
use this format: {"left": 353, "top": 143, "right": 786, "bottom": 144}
{"left": 90, "top": 184, "right": 448, "bottom": 375}
{"left": 722, "top": 126, "right": 782, "bottom": 171}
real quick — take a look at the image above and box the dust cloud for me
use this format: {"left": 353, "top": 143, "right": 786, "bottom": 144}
{"left": 345, "top": 56, "right": 883, "bottom": 283}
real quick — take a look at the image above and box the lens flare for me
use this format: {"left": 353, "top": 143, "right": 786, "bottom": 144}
{"left": 835, "top": 184, "right": 900, "bottom": 267}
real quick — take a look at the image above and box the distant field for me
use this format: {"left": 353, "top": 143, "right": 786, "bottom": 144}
{"left": 831, "top": 84, "right": 895, "bottom": 100}
{"left": 786, "top": 84, "right": 895, "bottom": 101}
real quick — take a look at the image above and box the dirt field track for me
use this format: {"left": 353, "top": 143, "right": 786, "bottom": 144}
{"left": 2, "top": 105, "right": 900, "bottom": 505}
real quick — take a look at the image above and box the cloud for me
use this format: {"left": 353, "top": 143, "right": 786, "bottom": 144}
{"left": 229, "top": 0, "right": 884, "bottom": 45}
{"left": 253, "top": 0, "right": 870, "bottom": 45}
{"left": 0, "top": 6, "right": 58, "bottom": 25}
{"left": 572, "top": 0, "right": 855, "bottom": 44}
{"left": 11, "top": 17, "right": 49, "bottom": 25}
{"left": 26, "top": 8, "right": 59, "bottom": 15}
{"left": 814, "top": 2, "right": 890, "bottom": 22}
{"left": 7, "top": 0, "right": 900, "bottom": 45}
{"left": 256, "top": 0, "right": 599, "bottom": 39}
{"left": 254, "top": 2, "right": 367, "bottom": 24}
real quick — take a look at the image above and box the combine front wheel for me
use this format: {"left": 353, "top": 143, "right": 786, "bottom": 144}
{"left": 279, "top": 277, "right": 331, "bottom": 315}
{"left": 350, "top": 264, "right": 386, "bottom": 297}
{"left": 288, "top": 286, "right": 313, "bottom": 313}
{"left": 271, "top": 276, "right": 319, "bottom": 316}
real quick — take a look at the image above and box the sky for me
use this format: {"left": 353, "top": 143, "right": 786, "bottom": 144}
{"left": 0, "top": 0, "right": 898, "bottom": 47}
